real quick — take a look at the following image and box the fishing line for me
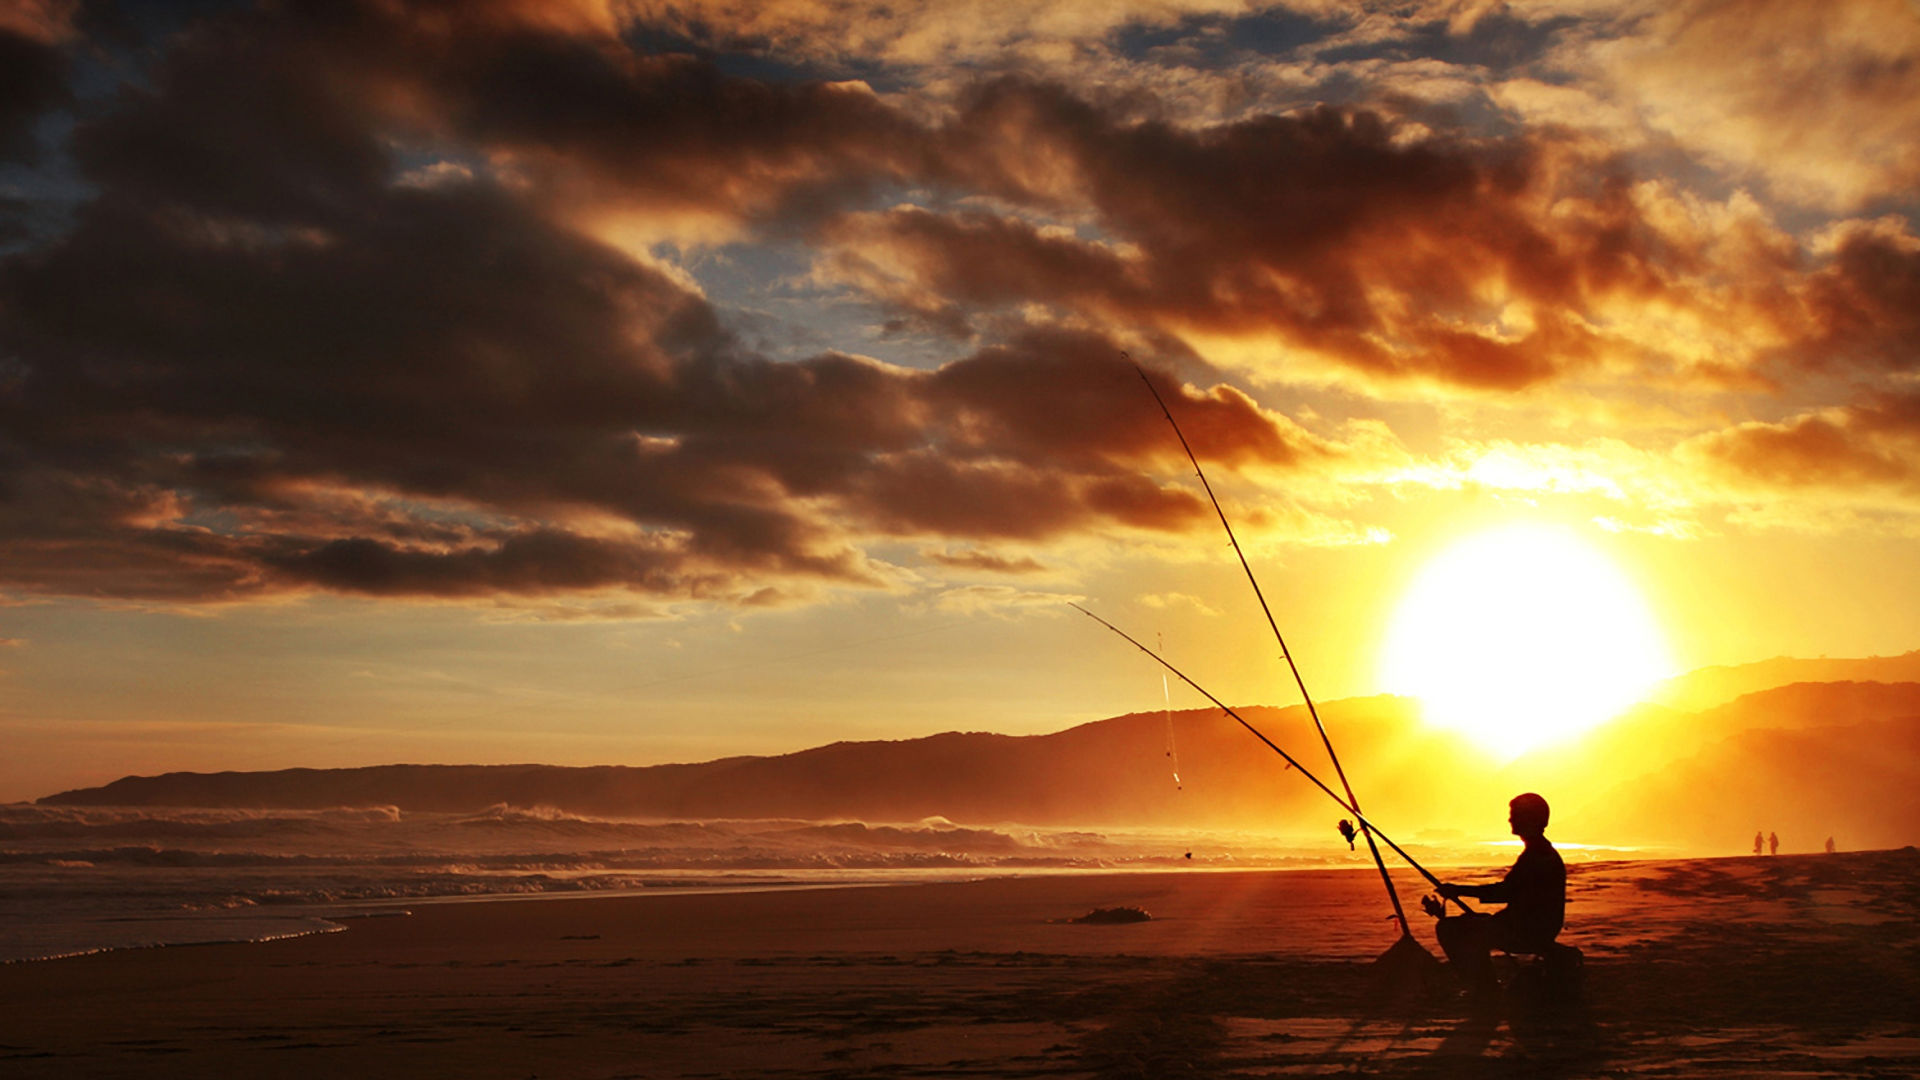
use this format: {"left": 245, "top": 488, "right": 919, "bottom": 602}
{"left": 1159, "top": 632, "right": 1181, "bottom": 790}
{"left": 1125, "top": 356, "right": 1458, "bottom": 927}
{"left": 1073, "top": 603, "right": 1470, "bottom": 908}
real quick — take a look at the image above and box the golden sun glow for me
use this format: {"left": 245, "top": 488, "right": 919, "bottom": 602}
{"left": 1379, "top": 524, "right": 1674, "bottom": 758}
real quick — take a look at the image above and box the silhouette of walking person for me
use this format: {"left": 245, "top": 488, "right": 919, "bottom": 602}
{"left": 1753, "top": 830, "right": 1764, "bottom": 856}
{"left": 1768, "top": 831, "right": 1779, "bottom": 856}
{"left": 1825, "top": 836, "right": 1836, "bottom": 854}
{"left": 1432, "top": 793, "right": 1566, "bottom": 1002}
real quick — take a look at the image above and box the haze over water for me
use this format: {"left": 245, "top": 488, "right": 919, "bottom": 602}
{"left": 4, "top": 801, "right": 1525, "bottom": 963}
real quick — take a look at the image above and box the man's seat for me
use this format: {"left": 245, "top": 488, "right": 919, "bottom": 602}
{"left": 1504, "top": 940, "right": 1582, "bottom": 966}
{"left": 1494, "top": 941, "right": 1584, "bottom": 1006}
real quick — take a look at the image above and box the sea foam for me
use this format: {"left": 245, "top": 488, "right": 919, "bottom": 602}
{"left": 0, "top": 802, "right": 1349, "bottom": 963}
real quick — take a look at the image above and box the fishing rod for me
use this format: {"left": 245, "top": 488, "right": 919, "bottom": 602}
{"left": 1074, "top": 603, "right": 1466, "bottom": 906}
{"left": 1127, "top": 359, "right": 1453, "bottom": 923}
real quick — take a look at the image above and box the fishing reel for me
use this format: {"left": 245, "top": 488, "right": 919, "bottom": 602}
{"left": 1336, "top": 818, "right": 1358, "bottom": 850}
{"left": 1420, "top": 893, "right": 1447, "bottom": 918}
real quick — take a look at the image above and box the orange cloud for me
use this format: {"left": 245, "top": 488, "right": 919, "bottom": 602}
{"left": 0, "top": 0, "right": 77, "bottom": 45}
{"left": 2, "top": 151, "right": 1334, "bottom": 602}
{"left": 811, "top": 84, "right": 1754, "bottom": 392}
{"left": 53, "top": 1, "right": 1899, "bottom": 401}
{"left": 1681, "top": 394, "right": 1920, "bottom": 499}
{"left": 615, "top": 0, "right": 1288, "bottom": 67}
{"left": 1581, "top": 0, "right": 1920, "bottom": 212}
{"left": 922, "top": 548, "right": 1049, "bottom": 574}
{"left": 1782, "top": 219, "right": 1920, "bottom": 374}
{"left": 7, "top": 0, "right": 1920, "bottom": 605}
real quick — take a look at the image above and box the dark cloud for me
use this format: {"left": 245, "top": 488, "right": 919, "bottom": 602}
{"left": 0, "top": 4, "right": 1336, "bottom": 604}
{"left": 1682, "top": 392, "right": 1920, "bottom": 495}
{"left": 923, "top": 548, "right": 1047, "bottom": 574}
{"left": 52, "top": 0, "right": 934, "bottom": 236}
{"left": 0, "top": 25, "right": 69, "bottom": 163}
{"left": 30, "top": 2, "right": 1769, "bottom": 399}
{"left": 0, "top": 173, "right": 859, "bottom": 599}
{"left": 13, "top": 0, "right": 1915, "bottom": 605}
{"left": 1786, "top": 226, "right": 1920, "bottom": 374}
{"left": 825, "top": 81, "right": 1676, "bottom": 390}
{"left": 819, "top": 206, "right": 1150, "bottom": 336}
{"left": 58, "top": 0, "right": 1700, "bottom": 402}
{"left": 925, "top": 328, "right": 1331, "bottom": 471}
{"left": 272, "top": 530, "right": 692, "bottom": 597}
{"left": 68, "top": 12, "right": 390, "bottom": 224}
{"left": 418, "top": 32, "right": 928, "bottom": 225}
{"left": 0, "top": 179, "right": 1318, "bottom": 599}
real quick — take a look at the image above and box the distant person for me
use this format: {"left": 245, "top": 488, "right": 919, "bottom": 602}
{"left": 1432, "top": 793, "right": 1566, "bottom": 997}
{"left": 1754, "top": 830, "right": 1764, "bottom": 856}
{"left": 1825, "top": 836, "right": 1836, "bottom": 854}
{"left": 1768, "top": 831, "right": 1779, "bottom": 856}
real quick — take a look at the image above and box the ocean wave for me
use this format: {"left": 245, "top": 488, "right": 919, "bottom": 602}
{"left": 1, "top": 804, "right": 404, "bottom": 825}
{"left": 0, "top": 802, "right": 1320, "bottom": 876}
{"left": 0, "top": 803, "right": 405, "bottom": 842}
{"left": 776, "top": 820, "right": 1033, "bottom": 851}
{"left": 0, "top": 846, "right": 349, "bottom": 867}
{"left": 1, "top": 803, "right": 1133, "bottom": 856}
{"left": 0, "top": 802, "right": 1368, "bottom": 969}
{"left": 0, "top": 845, "right": 1148, "bottom": 875}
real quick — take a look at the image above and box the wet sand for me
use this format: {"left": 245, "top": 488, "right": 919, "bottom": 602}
{"left": 3, "top": 849, "right": 1916, "bottom": 1078}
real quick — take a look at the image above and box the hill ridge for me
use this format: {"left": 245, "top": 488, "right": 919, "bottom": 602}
{"left": 39, "top": 684, "right": 1920, "bottom": 851}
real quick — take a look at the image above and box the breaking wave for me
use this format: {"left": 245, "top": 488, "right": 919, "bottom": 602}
{"left": 0, "top": 803, "right": 404, "bottom": 841}
{"left": 0, "top": 801, "right": 1345, "bottom": 963}
{"left": 0, "top": 802, "right": 1234, "bottom": 866}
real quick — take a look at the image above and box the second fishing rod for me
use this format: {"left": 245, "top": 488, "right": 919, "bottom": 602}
{"left": 1073, "top": 603, "right": 1461, "bottom": 902}
{"left": 1124, "top": 355, "right": 1469, "bottom": 919}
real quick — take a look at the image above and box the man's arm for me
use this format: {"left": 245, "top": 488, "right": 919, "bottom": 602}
{"left": 1438, "top": 852, "right": 1532, "bottom": 903}
{"left": 1435, "top": 879, "right": 1513, "bottom": 902}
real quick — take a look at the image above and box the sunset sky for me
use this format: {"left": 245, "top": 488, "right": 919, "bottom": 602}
{"left": 3, "top": 0, "right": 1919, "bottom": 803}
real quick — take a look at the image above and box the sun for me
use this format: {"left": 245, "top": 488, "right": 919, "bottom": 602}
{"left": 1378, "top": 523, "right": 1674, "bottom": 758}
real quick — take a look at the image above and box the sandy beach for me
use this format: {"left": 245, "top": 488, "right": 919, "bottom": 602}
{"left": 3, "top": 848, "right": 1916, "bottom": 1078}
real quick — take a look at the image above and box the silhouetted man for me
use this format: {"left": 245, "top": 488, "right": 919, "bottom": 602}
{"left": 1432, "top": 792, "right": 1565, "bottom": 997}
{"left": 1754, "top": 830, "right": 1764, "bottom": 856}
{"left": 1768, "top": 831, "right": 1779, "bottom": 856}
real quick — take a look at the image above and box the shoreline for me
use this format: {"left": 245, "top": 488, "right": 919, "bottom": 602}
{"left": 3, "top": 850, "right": 1917, "bottom": 1077}
{"left": 3, "top": 862, "right": 1366, "bottom": 967}
{"left": 0, "top": 846, "right": 1856, "bottom": 967}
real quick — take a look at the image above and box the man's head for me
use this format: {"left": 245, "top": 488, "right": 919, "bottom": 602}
{"left": 1509, "top": 792, "right": 1550, "bottom": 838}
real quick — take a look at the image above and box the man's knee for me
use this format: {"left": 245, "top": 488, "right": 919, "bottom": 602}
{"left": 1436, "top": 913, "right": 1487, "bottom": 952}
{"left": 1487, "top": 916, "right": 1557, "bottom": 957}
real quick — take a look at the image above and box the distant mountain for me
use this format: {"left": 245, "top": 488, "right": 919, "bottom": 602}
{"left": 1651, "top": 652, "right": 1920, "bottom": 711}
{"left": 37, "top": 681, "right": 1920, "bottom": 852}
{"left": 1502, "top": 681, "right": 1920, "bottom": 800}
{"left": 1576, "top": 715, "right": 1920, "bottom": 852}
{"left": 40, "top": 697, "right": 1486, "bottom": 835}
{"left": 1525, "top": 681, "right": 1920, "bottom": 852}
